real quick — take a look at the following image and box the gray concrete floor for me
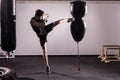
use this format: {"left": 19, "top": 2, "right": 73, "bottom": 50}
{"left": 0, "top": 56, "right": 120, "bottom": 80}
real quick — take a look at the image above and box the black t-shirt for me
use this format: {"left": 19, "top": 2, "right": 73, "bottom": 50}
{"left": 30, "top": 17, "right": 53, "bottom": 46}
{"left": 31, "top": 17, "right": 44, "bottom": 34}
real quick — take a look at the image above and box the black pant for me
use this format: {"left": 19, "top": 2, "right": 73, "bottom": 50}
{"left": 37, "top": 23, "right": 53, "bottom": 46}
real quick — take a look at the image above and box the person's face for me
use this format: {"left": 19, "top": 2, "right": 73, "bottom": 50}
{"left": 41, "top": 13, "right": 49, "bottom": 20}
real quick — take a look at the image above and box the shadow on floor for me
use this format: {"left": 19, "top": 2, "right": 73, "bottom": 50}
{"left": 18, "top": 77, "right": 35, "bottom": 80}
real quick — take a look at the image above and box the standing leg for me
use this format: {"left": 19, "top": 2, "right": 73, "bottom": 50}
{"left": 41, "top": 43, "right": 50, "bottom": 74}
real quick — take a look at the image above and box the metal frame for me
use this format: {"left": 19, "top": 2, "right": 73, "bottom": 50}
{"left": 98, "top": 45, "right": 120, "bottom": 63}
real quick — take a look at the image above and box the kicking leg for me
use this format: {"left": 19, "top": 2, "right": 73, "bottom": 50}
{"left": 52, "top": 18, "right": 73, "bottom": 28}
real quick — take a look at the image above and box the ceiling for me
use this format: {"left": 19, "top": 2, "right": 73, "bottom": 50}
{"left": 16, "top": 0, "right": 120, "bottom": 1}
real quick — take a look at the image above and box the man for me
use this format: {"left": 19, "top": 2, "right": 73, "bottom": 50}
{"left": 30, "top": 9, "right": 73, "bottom": 74}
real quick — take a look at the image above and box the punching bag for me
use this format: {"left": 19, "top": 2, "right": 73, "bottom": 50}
{"left": 1, "top": 0, "right": 16, "bottom": 52}
{"left": 70, "top": 0, "right": 86, "bottom": 42}
{"left": 70, "top": 0, "right": 87, "bottom": 71}
{"left": 70, "top": 19, "right": 85, "bottom": 42}
{"left": 70, "top": 1, "right": 86, "bottom": 19}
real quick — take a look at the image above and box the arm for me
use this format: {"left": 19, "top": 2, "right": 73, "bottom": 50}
{"left": 30, "top": 19, "right": 45, "bottom": 28}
